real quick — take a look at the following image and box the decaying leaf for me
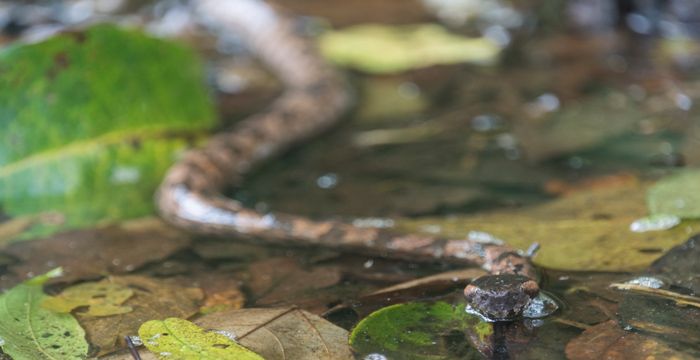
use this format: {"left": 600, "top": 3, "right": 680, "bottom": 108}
{"left": 647, "top": 169, "right": 700, "bottom": 219}
{"left": 0, "top": 268, "right": 89, "bottom": 360}
{"left": 398, "top": 184, "right": 698, "bottom": 271}
{"left": 3, "top": 217, "right": 191, "bottom": 284}
{"left": 247, "top": 257, "right": 342, "bottom": 312}
{"left": 565, "top": 320, "right": 696, "bottom": 360}
{"left": 104, "top": 307, "right": 353, "bottom": 360}
{"left": 42, "top": 280, "right": 134, "bottom": 317}
{"left": 196, "top": 308, "right": 353, "bottom": 360}
{"left": 320, "top": 23, "right": 500, "bottom": 73}
{"left": 139, "top": 317, "right": 263, "bottom": 360}
{"left": 79, "top": 275, "right": 203, "bottom": 356}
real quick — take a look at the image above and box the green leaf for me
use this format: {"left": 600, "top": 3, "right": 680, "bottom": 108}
{"left": 647, "top": 169, "right": 700, "bottom": 219}
{"left": 0, "top": 268, "right": 88, "bottom": 360}
{"left": 0, "top": 24, "right": 214, "bottom": 238}
{"left": 349, "top": 301, "right": 484, "bottom": 360}
{"left": 320, "top": 24, "right": 500, "bottom": 73}
{"left": 138, "top": 317, "right": 264, "bottom": 360}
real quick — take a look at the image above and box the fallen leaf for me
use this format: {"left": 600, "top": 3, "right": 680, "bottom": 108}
{"left": 0, "top": 24, "right": 214, "bottom": 238}
{"left": 197, "top": 308, "right": 353, "bottom": 360}
{"left": 42, "top": 280, "right": 134, "bottom": 317}
{"left": 104, "top": 307, "right": 353, "bottom": 360}
{"left": 320, "top": 23, "right": 500, "bottom": 73}
{"left": 247, "top": 257, "right": 342, "bottom": 312}
{"left": 79, "top": 275, "right": 203, "bottom": 356}
{"left": 349, "top": 300, "right": 484, "bottom": 359}
{"left": 3, "top": 217, "right": 191, "bottom": 284}
{"left": 139, "top": 317, "right": 263, "bottom": 360}
{"left": 565, "top": 320, "right": 696, "bottom": 360}
{"left": 647, "top": 169, "right": 700, "bottom": 219}
{"left": 398, "top": 185, "right": 698, "bottom": 271}
{"left": 0, "top": 268, "right": 89, "bottom": 360}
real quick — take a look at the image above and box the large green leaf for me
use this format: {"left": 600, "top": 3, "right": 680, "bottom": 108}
{"left": 0, "top": 24, "right": 214, "bottom": 237}
{"left": 139, "top": 317, "right": 263, "bottom": 360}
{"left": 349, "top": 301, "right": 484, "bottom": 359}
{"left": 0, "top": 268, "right": 89, "bottom": 360}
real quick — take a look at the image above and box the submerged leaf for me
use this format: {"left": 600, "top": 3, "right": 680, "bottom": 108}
{"left": 320, "top": 24, "right": 500, "bottom": 73}
{"left": 139, "top": 318, "right": 263, "bottom": 360}
{"left": 0, "top": 269, "right": 88, "bottom": 360}
{"left": 42, "top": 281, "right": 134, "bottom": 317}
{"left": 349, "top": 301, "right": 483, "bottom": 359}
{"left": 0, "top": 24, "right": 214, "bottom": 238}
{"left": 647, "top": 169, "right": 700, "bottom": 219}
{"left": 565, "top": 320, "right": 696, "bottom": 360}
{"left": 398, "top": 185, "right": 698, "bottom": 271}
{"left": 4, "top": 217, "right": 191, "bottom": 283}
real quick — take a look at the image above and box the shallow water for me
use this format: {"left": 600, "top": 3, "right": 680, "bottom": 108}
{"left": 1, "top": 0, "right": 700, "bottom": 359}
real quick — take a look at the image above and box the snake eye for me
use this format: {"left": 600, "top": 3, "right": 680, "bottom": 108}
{"left": 520, "top": 280, "right": 540, "bottom": 298}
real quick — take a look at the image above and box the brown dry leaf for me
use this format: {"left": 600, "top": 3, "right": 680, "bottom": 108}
{"left": 247, "top": 257, "right": 342, "bottom": 312}
{"left": 80, "top": 275, "right": 203, "bottom": 356}
{"left": 3, "top": 218, "right": 191, "bottom": 283}
{"left": 398, "top": 184, "right": 699, "bottom": 271}
{"left": 565, "top": 320, "right": 694, "bottom": 360}
{"left": 103, "top": 307, "right": 352, "bottom": 360}
{"left": 198, "top": 307, "right": 353, "bottom": 360}
{"left": 175, "top": 271, "right": 246, "bottom": 314}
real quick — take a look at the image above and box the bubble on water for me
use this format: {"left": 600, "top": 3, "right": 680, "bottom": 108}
{"left": 316, "top": 173, "right": 338, "bottom": 189}
{"left": 364, "top": 354, "right": 388, "bottom": 360}
{"left": 522, "top": 292, "right": 559, "bottom": 319}
{"left": 675, "top": 93, "right": 693, "bottom": 111}
{"left": 535, "top": 93, "right": 560, "bottom": 112}
{"left": 629, "top": 214, "right": 680, "bottom": 233}
{"left": 471, "top": 114, "right": 503, "bottom": 132}
{"left": 625, "top": 276, "right": 665, "bottom": 289}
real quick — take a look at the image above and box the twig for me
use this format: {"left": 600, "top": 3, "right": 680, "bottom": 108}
{"left": 609, "top": 283, "right": 700, "bottom": 309}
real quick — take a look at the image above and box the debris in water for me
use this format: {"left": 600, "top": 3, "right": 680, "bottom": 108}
{"left": 629, "top": 214, "right": 680, "bottom": 233}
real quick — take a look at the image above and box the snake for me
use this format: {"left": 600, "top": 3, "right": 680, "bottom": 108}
{"left": 156, "top": 0, "right": 544, "bottom": 321}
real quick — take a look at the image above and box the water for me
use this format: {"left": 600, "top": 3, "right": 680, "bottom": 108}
{"left": 1, "top": 0, "right": 699, "bottom": 359}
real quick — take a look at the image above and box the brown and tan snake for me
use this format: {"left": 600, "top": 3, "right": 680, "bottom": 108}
{"left": 156, "top": 0, "right": 540, "bottom": 321}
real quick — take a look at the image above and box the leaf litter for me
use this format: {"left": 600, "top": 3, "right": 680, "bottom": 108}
{"left": 0, "top": 268, "right": 89, "bottom": 360}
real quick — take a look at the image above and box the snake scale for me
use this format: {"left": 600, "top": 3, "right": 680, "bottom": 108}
{"left": 156, "top": 0, "right": 541, "bottom": 321}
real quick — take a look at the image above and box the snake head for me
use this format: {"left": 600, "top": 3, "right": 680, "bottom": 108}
{"left": 464, "top": 274, "right": 539, "bottom": 321}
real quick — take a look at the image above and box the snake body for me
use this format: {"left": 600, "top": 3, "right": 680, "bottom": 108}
{"left": 156, "top": 0, "right": 540, "bottom": 321}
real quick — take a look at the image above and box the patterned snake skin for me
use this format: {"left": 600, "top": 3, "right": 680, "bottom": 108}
{"left": 156, "top": 0, "right": 540, "bottom": 319}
